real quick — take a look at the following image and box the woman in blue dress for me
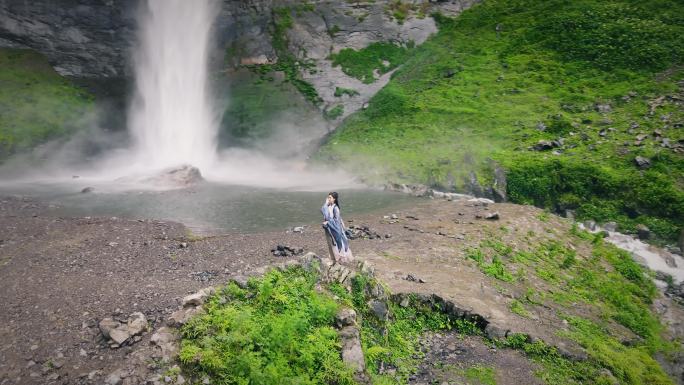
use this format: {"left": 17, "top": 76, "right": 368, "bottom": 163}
{"left": 321, "top": 191, "right": 353, "bottom": 263}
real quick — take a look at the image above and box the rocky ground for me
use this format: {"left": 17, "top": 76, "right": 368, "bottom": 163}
{"left": 1, "top": 194, "right": 682, "bottom": 385}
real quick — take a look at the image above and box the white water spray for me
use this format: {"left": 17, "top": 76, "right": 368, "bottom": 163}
{"left": 128, "top": 0, "right": 218, "bottom": 172}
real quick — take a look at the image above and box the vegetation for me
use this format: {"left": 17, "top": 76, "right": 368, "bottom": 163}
{"left": 218, "top": 69, "right": 322, "bottom": 146}
{"left": 180, "top": 218, "right": 679, "bottom": 384}
{"left": 475, "top": 225, "right": 678, "bottom": 385}
{"left": 0, "top": 49, "right": 92, "bottom": 159}
{"left": 330, "top": 42, "right": 413, "bottom": 84}
{"left": 180, "top": 267, "right": 356, "bottom": 385}
{"left": 240, "top": 7, "right": 322, "bottom": 106}
{"left": 325, "top": 105, "right": 345, "bottom": 120}
{"left": 318, "top": 0, "right": 684, "bottom": 242}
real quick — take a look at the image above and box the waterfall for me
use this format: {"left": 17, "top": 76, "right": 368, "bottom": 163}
{"left": 128, "top": 0, "right": 218, "bottom": 172}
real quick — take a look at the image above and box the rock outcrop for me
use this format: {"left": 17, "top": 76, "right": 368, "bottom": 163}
{"left": 1, "top": 0, "right": 479, "bottom": 119}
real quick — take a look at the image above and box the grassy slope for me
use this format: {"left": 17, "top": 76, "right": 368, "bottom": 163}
{"left": 317, "top": 0, "right": 684, "bottom": 241}
{"left": 179, "top": 225, "right": 679, "bottom": 385}
{"left": 0, "top": 49, "right": 92, "bottom": 159}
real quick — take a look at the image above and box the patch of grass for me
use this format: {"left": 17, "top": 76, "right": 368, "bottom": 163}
{"left": 509, "top": 299, "right": 530, "bottom": 318}
{"left": 464, "top": 365, "right": 497, "bottom": 385}
{"left": 325, "top": 105, "right": 344, "bottom": 120}
{"left": 467, "top": 243, "right": 514, "bottom": 282}
{"left": 330, "top": 42, "right": 412, "bottom": 84}
{"left": 334, "top": 87, "right": 360, "bottom": 98}
{"left": 0, "top": 49, "right": 93, "bottom": 160}
{"left": 179, "top": 267, "right": 356, "bottom": 384}
{"left": 473, "top": 229, "right": 679, "bottom": 384}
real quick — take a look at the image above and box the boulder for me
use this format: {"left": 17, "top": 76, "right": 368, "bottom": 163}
{"left": 143, "top": 164, "right": 204, "bottom": 188}
{"left": 532, "top": 140, "right": 558, "bottom": 151}
{"left": 603, "top": 222, "right": 618, "bottom": 232}
{"left": 484, "top": 323, "right": 509, "bottom": 340}
{"left": 109, "top": 328, "right": 130, "bottom": 345}
{"left": 636, "top": 224, "right": 651, "bottom": 240}
{"left": 335, "top": 308, "right": 357, "bottom": 328}
{"left": 339, "top": 326, "right": 365, "bottom": 372}
{"left": 491, "top": 163, "right": 507, "bottom": 202}
{"left": 167, "top": 307, "right": 203, "bottom": 327}
{"left": 98, "top": 318, "right": 120, "bottom": 339}
{"left": 126, "top": 312, "right": 148, "bottom": 337}
{"left": 150, "top": 327, "right": 179, "bottom": 361}
{"left": 595, "top": 103, "right": 612, "bottom": 113}
{"left": 368, "top": 299, "right": 389, "bottom": 321}
{"left": 484, "top": 212, "right": 500, "bottom": 220}
{"left": 182, "top": 287, "right": 215, "bottom": 308}
{"left": 634, "top": 156, "right": 651, "bottom": 169}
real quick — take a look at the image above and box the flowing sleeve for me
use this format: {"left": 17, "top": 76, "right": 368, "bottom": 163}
{"left": 333, "top": 206, "right": 343, "bottom": 228}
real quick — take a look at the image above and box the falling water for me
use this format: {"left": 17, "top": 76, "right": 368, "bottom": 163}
{"left": 128, "top": 0, "right": 218, "bottom": 172}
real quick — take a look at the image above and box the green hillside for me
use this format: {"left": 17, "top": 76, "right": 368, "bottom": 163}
{"left": 318, "top": 0, "right": 684, "bottom": 242}
{"left": 0, "top": 49, "right": 92, "bottom": 160}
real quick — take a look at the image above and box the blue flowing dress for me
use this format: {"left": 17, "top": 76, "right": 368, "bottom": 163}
{"left": 321, "top": 203, "right": 351, "bottom": 261}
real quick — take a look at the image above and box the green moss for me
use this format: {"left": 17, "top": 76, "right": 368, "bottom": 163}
{"left": 330, "top": 42, "right": 412, "bottom": 84}
{"left": 325, "top": 105, "right": 344, "bottom": 120}
{"left": 257, "top": 7, "right": 322, "bottom": 106}
{"left": 0, "top": 49, "right": 93, "bottom": 159}
{"left": 334, "top": 87, "right": 360, "bottom": 97}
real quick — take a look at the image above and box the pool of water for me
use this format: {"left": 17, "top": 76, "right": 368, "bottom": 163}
{"left": 0, "top": 181, "right": 415, "bottom": 234}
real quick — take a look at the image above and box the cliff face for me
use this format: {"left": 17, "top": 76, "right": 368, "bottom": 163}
{"left": 0, "top": 0, "right": 477, "bottom": 115}
{"left": 0, "top": 0, "right": 138, "bottom": 77}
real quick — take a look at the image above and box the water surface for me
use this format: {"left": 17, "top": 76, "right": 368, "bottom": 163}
{"left": 0, "top": 182, "right": 415, "bottom": 234}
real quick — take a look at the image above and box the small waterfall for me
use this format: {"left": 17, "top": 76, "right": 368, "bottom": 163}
{"left": 128, "top": 0, "right": 218, "bottom": 172}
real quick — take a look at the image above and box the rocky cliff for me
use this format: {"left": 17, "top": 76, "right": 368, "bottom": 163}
{"left": 0, "top": 0, "right": 477, "bottom": 117}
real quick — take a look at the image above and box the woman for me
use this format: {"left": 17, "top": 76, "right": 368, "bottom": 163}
{"left": 321, "top": 191, "right": 353, "bottom": 263}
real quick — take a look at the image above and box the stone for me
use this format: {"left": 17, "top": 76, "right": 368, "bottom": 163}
{"left": 229, "top": 275, "right": 249, "bottom": 289}
{"left": 98, "top": 318, "right": 121, "bottom": 339}
{"left": 484, "top": 323, "right": 508, "bottom": 340}
{"left": 532, "top": 140, "right": 558, "bottom": 151}
{"left": 326, "top": 263, "right": 346, "bottom": 283}
{"left": 335, "top": 308, "right": 357, "bottom": 328}
{"left": 179, "top": 242, "right": 188, "bottom": 248}
{"left": 167, "top": 307, "right": 203, "bottom": 327}
{"left": 595, "top": 103, "right": 612, "bottom": 113}
{"left": 293, "top": 226, "right": 304, "bottom": 233}
{"left": 105, "top": 368, "right": 127, "bottom": 385}
{"left": 636, "top": 224, "right": 651, "bottom": 240}
{"left": 81, "top": 187, "right": 94, "bottom": 194}
{"left": 634, "top": 156, "right": 651, "bottom": 169}
{"left": 142, "top": 164, "right": 204, "bottom": 188}
{"left": 484, "top": 212, "right": 500, "bottom": 220}
{"left": 491, "top": 163, "right": 507, "bottom": 202}
{"left": 339, "top": 326, "right": 365, "bottom": 372}
{"left": 603, "top": 222, "right": 618, "bottom": 232}
{"left": 150, "top": 327, "right": 179, "bottom": 362}
{"left": 583, "top": 220, "right": 597, "bottom": 231}
{"left": 109, "top": 328, "right": 130, "bottom": 345}
{"left": 368, "top": 299, "right": 389, "bottom": 321}
{"left": 88, "top": 370, "right": 102, "bottom": 380}
{"left": 182, "top": 287, "right": 215, "bottom": 308}
{"left": 126, "top": 312, "right": 148, "bottom": 336}
{"left": 679, "top": 229, "right": 684, "bottom": 254}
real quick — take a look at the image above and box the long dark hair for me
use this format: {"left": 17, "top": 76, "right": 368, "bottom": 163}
{"left": 328, "top": 191, "right": 340, "bottom": 209}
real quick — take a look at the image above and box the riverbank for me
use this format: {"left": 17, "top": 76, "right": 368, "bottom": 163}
{"left": 0, "top": 194, "right": 682, "bottom": 384}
